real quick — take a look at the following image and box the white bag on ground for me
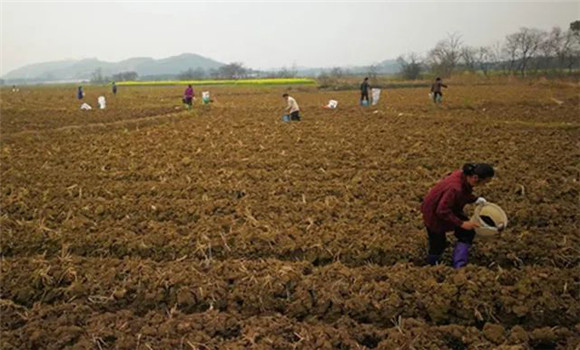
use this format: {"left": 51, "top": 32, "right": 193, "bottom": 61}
{"left": 98, "top": 96, "right": 106, "bottom": 109}
{"left": 80, "top": 103, "right": 92, "bottom": 110}
{"left": 371, "top": 88, "right": 381, "bottom": 105}
{"left": 202, "top": 91, "right": 210, "bottom": 104}
{"left": 327, "top": 100, "right": 338, "bottom": 109}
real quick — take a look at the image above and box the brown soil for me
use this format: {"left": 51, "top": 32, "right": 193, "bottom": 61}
{"left": 1, "top": 82, "right": 579, "bottom": 349}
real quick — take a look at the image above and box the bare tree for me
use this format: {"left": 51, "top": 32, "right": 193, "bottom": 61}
{"left": 428, "top": 32, "right": 463, "bottom": 77}
{"left": 367, "top": 64, "right": 379, "bottom": 80}
{"left": 192, "top": 67, "right": 206, "bottom": 79}
{"left": 208, "top": 68, "right": 220, "bottom": 79}
{"left": 504, "top": 34, "right": 519, "bottom": 75}
{"left": 554, "top": 23, "right": 580, "bottom": 73}
{"left": 217, "top": 62, "right": 247, "bottom": 79}
{"left": 538, "top": 27, "right": 563, "bottom": 71}
{"left": 475, "top": 46, "right": 495, "bottom": 77}
{"left": 329, "top": 67, "right": 344, "bottom": 78}
{"left": 178, "top": 67, "right": 206, "bottom": 80}
{"left": 563, "top": 32, "right": 580, "bottom": 73}
{"left": 505, "top": 27, "right": 545, "bottom": 77}
{"left": 290, "top": 63, "right": 298, "bottom": 78}
{"left": 317, "top": 71, "right": 335, "bottom": 88}
{"left": 461, "top": 46, "right": 478, "bottom": 72}
{"left": 487, "top": 42, "right": 505, "bottom": 74}
{"left": 276, "top": 67, "right": 297, "bottom": 78}
{"left": 111, "top": 71, "right": 138, "bottom": 82}
{"left": 90, "top": 68, "right": 105, "bottom": 83}
{"left": 397, "top": 53, "right": 423, "bottom": 80}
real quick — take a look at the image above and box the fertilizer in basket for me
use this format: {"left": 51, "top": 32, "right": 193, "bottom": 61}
{"left": 471, "top": 202, "right": 508, "bottom": 238}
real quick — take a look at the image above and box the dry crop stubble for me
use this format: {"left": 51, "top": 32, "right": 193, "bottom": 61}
{"left": 0, "top": 82, "right": 579, "bottom": 349}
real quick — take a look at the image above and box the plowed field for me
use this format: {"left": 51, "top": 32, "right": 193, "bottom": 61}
{"left": 1, "top": 82, "right": 579, "bottom": 349}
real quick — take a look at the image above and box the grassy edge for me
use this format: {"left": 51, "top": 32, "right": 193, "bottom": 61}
{"left": 117, "top": 78, "right": 317, "bottom": 87}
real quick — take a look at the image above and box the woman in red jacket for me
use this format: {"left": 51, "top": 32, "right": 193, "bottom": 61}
{"left": 421, "top": 163, "right": 495, "bottom": 268}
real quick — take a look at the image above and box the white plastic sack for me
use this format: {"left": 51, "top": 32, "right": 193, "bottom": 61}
{"left": 98, "top": 96, "right": 106, "bottom": 109}
{"left": 371, "top": 88, "right": 381, "bottom": 105}
{"left": 80, "top": 103, "right": 92, "bottom": 110}
{"left": 202, "top": 91, "right": 210, "bottom": 104}
{"left": 327, "top": 100, "right": 338, "bottom": 109}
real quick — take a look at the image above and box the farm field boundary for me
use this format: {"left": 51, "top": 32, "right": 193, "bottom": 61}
{"left": 117, "top": 78, "right": 316, "bottom": 87}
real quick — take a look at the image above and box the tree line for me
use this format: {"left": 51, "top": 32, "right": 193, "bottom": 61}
{"left": 177, "top": 63, "right": 299, "bottom": 80}
{"left": 90, "top": 69, "right": 138, "bottom": 83}
{"left": 90, "top": 63, "right": 299, "bottom": 83}
{"left": 398, "top": 21, "right": 580, "bottom": 80}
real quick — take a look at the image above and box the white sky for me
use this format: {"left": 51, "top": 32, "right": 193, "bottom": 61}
{"left": 1, "top": 1, "right": 579, "bottom": 75}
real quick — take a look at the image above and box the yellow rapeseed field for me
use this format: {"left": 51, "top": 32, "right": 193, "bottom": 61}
{"left": 117, "top": 78, "right": 316, "bottom": 86}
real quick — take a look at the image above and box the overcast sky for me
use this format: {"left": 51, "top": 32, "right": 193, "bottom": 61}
{"left": 1, "top": 1, "right": 578, "bottom": 75}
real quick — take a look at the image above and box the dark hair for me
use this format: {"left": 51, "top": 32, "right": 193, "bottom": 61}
{"left": 463, "top": 163, "right": 494, "bottom": 179}
{"left": 188, "top": 84, "right": 192, "bottom": 88}
{"left": 435, "top": 77, "right": 441, "bottom": 81}
{"left": 364, "top": 77, "right": 369, "bottom": 80}
{"left": 282, "top": 93, "right": 289, "bottom": 97}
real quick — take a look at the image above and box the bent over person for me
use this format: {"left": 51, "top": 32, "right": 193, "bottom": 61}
{"left": 283, "top": 93, "right": 300, "bottom": 121}
{"left": 420, "top": 163, "right": 494, "bottom": 268}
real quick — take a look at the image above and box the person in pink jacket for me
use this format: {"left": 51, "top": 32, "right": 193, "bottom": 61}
{"left": 183, "top": 84, "right": 194, "bottom": 110}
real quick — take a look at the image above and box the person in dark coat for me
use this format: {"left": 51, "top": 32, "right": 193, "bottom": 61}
{"left": 430, "top": 77, "right": 447, "bottom": 104}
{"left": 360, "top": 77, "right": 370, "bottom": 105}
{"left": 420, "top": 163, "right": 494, "bottom": 268}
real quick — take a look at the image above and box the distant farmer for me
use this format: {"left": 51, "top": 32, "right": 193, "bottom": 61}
{"left": 283, "top": 93, "right": 300, "bottom": 121}
{"left": 430, "top": 77, "right": 447, "bottom": 104}
{"left": 360, "top": 77, "right": 370, "bottom": 105}
{"left": 112, "top": 82, "right": 117, "bottom": 95}
{"left": 77, "top": 86, "right": 84, "bottom": 100}
{"left": 183, "top": 84, "right": 194, "bottom": 110}
{"left": 421, "top": 163, "right": 494, "bottom": 268}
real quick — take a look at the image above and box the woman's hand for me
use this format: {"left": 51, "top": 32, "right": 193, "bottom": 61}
{"left": 475, "top": 197, "right": 487, "bottom": 205}
{"left": 461, "top": 221, "right": 480, "bottom": 230}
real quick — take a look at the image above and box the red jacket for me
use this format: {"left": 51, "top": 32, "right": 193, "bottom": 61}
{"left": 421, "top": 170, "right": 477, "bottom": 233}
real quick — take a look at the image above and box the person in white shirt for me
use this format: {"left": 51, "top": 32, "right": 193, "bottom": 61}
{"left": 283, "top": 93, "right": 301, "bottom": 121}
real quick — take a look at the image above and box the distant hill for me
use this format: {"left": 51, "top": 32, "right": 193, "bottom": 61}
{"left": 3, "top": 53, "right": 225, "bottom": 82}
{"left": 3, "top": 54, "right": 403, "bottom": 84}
